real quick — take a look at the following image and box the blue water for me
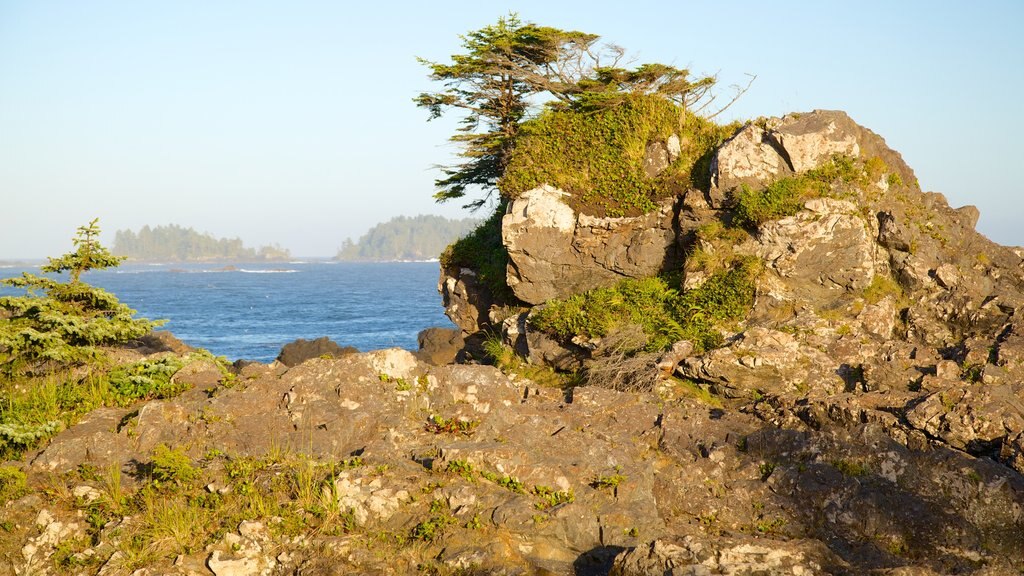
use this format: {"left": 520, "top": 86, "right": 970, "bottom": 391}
{"left": 0, "top": 261, "right": 454, "bottom": 362}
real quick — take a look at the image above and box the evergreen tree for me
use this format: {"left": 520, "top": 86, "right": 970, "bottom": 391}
{"left": 417, "top": 15, "right": 744, "bottom": 208}
{"left": 0, "top": 219, "right": 161, "bottom": 376}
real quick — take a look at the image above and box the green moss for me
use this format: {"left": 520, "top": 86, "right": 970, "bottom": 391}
{"left": 532, "top": 258, "right": 758, "bottom": 354}
{"left": 501, "top": 94, "right": 738, "bottom": 217}
{"left": 439, "top": 205, "right": 514, "bottom": 302}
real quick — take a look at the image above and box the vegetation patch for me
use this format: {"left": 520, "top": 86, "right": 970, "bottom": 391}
{"left": 439, "top": 205, "right": 515, "bottom": 303}
{"left": 531, "top": 257, "right": 758, "bottom": 354}
{"left": 501, "top": 95, "right": 738, "bottom": 217}
{"left": 0, "top": 220, "right": 162, "bottom": 377}
{"left": 0, "top": 465, "right": 27, "bottom": 503}
{"left": 482, "top": 335, "right": 577, "bottom": 388}
{"left": 729, "top": 155, "right": 878, "bottom": 229}
{"left": 862, "top": 274, "right": 904, "bottom": 305}
{"left": 426, "top": 414, "right": 479, "bottom": 436}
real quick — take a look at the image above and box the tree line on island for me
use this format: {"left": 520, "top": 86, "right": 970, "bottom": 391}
{"left": 112, "top": 216, "right": 479, "bottom": 262}
{"left": 334, "top": 215, "right": 480, "bottom": 261}
{"left": 112, "top": 224, "right": 291, "bottom": 262}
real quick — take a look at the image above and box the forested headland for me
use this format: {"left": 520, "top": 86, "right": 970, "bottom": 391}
{"left": 112, "top": 224, "right": 291, "bottom": 261}
{"left": 335, "top": 215, "right": 479, "bottom": 261}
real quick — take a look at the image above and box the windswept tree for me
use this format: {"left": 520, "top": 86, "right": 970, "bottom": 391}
{"left": 416, "top": 14, "right": 744, "bottom": 208}
{"left": 415, "top": 14, "right": 600, "bottom": 207}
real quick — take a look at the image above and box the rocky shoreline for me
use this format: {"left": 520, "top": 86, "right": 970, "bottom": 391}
{"left": 4, "top": 110, "right": 1024, "bottom": 575}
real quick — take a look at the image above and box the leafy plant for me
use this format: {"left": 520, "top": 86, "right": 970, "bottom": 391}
{"left": 591, "top": 471, "right": 626, "bottom": 490}
{"left": 533, "top": 485, "right": 574, "bottom": 510}
{"left": 439, "top": 204, "right": 515, "bottom": 303}
{"left": 426, "top": 414, "right": 479, "bottom": 436}
{"left": 106, "top": 357, "right": 187, "bottom": 402}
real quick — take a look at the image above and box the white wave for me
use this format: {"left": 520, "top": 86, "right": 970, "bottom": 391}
{"left": 238, "top": 269, "right": 299, "bottom": 274}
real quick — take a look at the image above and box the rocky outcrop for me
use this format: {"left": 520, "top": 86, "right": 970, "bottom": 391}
{"left": 439, "top": 262, "right": 496, "bottom": 334}
{"left": 415, "top": 326, "right": 464, "bottom": 365}
{"left": 8, "top": 109, "right": 1024, "bottom": 575}
{"left": 7, "top": 348, "right": 1024, "bottom": 574}
{"left": 502, "top": 185, "right": 682, "bottom": 305}
{"left": 275, "top": 336, "right": 357, "bottom": 367}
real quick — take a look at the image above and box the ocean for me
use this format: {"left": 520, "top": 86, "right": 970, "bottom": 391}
{"left": 0, "top": 261, "right": 455, "bottom": 363}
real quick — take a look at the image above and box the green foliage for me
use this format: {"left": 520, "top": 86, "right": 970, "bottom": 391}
{"left": 532, "top": 485, "right": 574, "bottom": 510}
{"left": 0, "top": 220, "right": 162, "bottom": 376}
{"left": 670, "top": 257, "right": 760, "bottom": 352}
{"left": 444, "top": 459, "right": 476, "bottom": 481}
{"left": 335, "top": 215, "right": 481, "bottom": 261}
{"left": 532, "top": 258, "right": 758, "bottom": 354}
{"left": 729, "top": 155, "right": 869, "bottom": 229}
{"left": 417, "top": 14, "right": 726, "bottom": 208}
{"left": 416, "top": 14, "right": 598, "bottom": 206}
{"left": 591, "top": 471, "right": 626, "bottom": 490}
{"left": 43, "top": 219, "right": 125, "bottom": 283}
{"left": 862, "top": 274, "right": 904, "bottom": 305}
{"left": 482, "top": 334, "right": 577, "bottom": 388}
{"left": 831, "top": 459, "right": 870, "bottom": 477}
{"left": 501, "top": 95, "right": 737, "bottom": 216}
{"left": 150, "top": 444, "right": 200, "bottom": 488}
{"left": 107, "top": 357, "right": 188, "bottom": 403}
{"left": 479, "top": 470, "right": 526, "bottom": 493}
{"left": 113, "top": 223, "right": 290, "bottom": 261}
{"left": 0, "top": 420, "right": 63, "bottom": 458}
{"left": 531, "top": 276, "right": 683, "bottom": 352}
{"left": 439, "top": 205, "right": 514, "bottom": 302}
{"left": 0, "top": 465, "right": 27, "bottom": 503}
{"left": 426, "top": 414, "right": 479, "bottom": 436}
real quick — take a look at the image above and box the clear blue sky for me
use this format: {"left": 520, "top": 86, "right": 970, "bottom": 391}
{"left": 2, "top": 0, "right": 1021, "bottom": 258}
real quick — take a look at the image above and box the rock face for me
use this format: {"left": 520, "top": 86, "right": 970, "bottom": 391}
{"left": 502, "top": 185, "right": 682, "bottom": 305}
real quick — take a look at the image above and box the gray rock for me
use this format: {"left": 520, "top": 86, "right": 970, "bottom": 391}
{"left": 439, "top": 264, "right": 495, "bottom": 334}
{"left": 416, "top": 326, "right": 464, "bottom": 366}
{"left": 502, "top": 185, "right": 680, "bottom": 304}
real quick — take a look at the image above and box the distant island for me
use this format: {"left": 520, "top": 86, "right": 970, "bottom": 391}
{"left": 335, "top": 215, "right": 479, "bottom": 261}
{"left": 113, "top": 224, "right": 291, "bottom": 261}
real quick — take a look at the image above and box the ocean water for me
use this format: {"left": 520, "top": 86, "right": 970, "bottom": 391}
{"left": 0, "top": 261, "right": 455, "bottom": 362}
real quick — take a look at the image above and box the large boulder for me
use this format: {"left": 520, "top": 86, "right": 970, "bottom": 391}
{"left": 275, "top": 336, "right": 357, "bottom": 367}
{"left": 502, "top": 185, "right": 681, "bottom": 305}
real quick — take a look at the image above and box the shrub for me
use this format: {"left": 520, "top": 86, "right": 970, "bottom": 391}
{"left": 532, "top": 257, "right": 758, "bottom": 355}
{"left": 149, "top": 444, "right": 200, "bottom": 488}
{"left": 107, "top": 357, "right": 187, "bottom": 403}
{"left": 0, "top": 465, "right": 27, "bottom": 503}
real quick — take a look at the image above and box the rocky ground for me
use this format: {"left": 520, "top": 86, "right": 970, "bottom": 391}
{"left": 4, "top": 110, "right": 1024, "bottom": 575}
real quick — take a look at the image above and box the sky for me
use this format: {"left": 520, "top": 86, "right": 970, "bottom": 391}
{"left": 1, "top": 0, "right": 1022, "bottom": 259}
